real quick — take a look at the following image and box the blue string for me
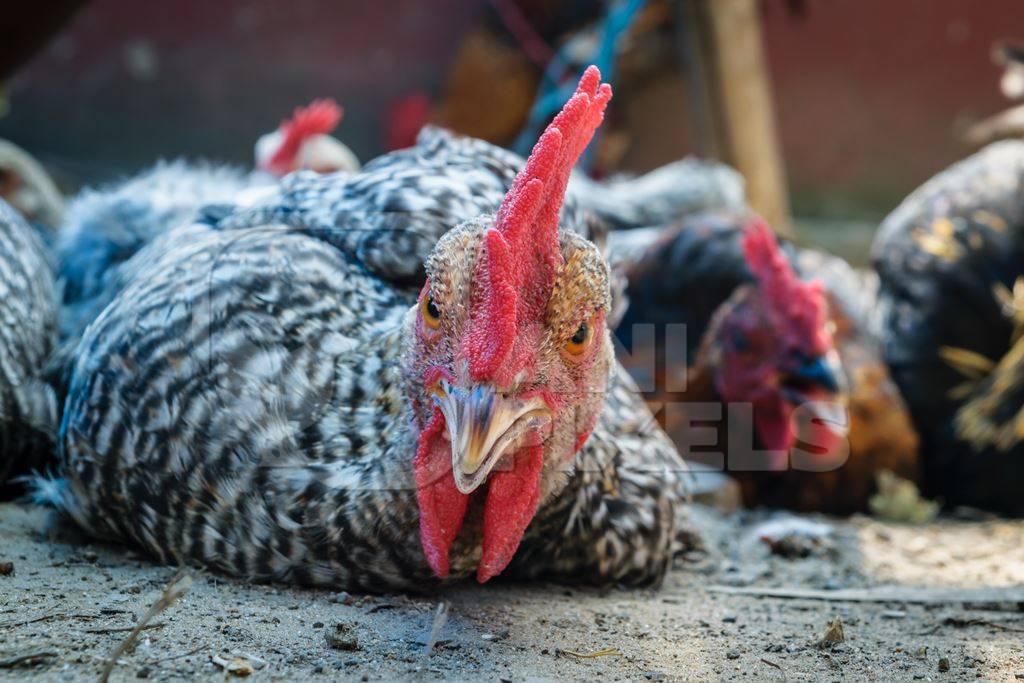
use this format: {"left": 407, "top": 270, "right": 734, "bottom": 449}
{"left": 514, "top": 0, "right": 648, "bottom": 173}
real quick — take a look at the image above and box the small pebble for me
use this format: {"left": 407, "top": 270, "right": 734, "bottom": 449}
{"left": 939, "top": 657, "right": 950, "bottom": 673}
{"left": 644, "top": 672, "right": 666, "bottom": 681}
{"left": 325, "top": 622, "right": 360, "bottom": 651}
{"left": 726, "top": 650, "right": 740, "bottom": 660}
{"left": 0, "top": 562, "right": 13, "bottom": 576}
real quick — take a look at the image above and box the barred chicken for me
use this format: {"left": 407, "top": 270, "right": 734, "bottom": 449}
{"left": 46, "top": 68, "right": 689, "bottom": 590}
{"left": 873, "top": 140, "right": 1024, "bottom": 514}
{"left": 612, "top": 213, "right": 918, "bottom": 513}
{"left": 55, "top": 99, "right": 356, "bottom": 370}
{"left": 0, "top": 198, "right": 57, "bottom": 493}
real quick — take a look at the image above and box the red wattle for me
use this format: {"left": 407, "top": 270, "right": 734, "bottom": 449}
{"left": 477, "top": 445, "right": 545, "bottom": 583}
{"left": 753, "top": 394, "right": 795, "bottom": 470}
{"left": 413, "top": 409, "right": 469, "bottom": 578}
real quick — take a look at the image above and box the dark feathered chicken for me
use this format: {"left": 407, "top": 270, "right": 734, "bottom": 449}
{"left": 612, "top": 212, "right": 918, "bottom": 513}
{"left": 48, "top": 68, "right": 689, "bottom": 590}
{"left": 0, "top": 198, "right": 57, "bottom": 492}
{"left": 873, "top": 140, "right": 1024, "bottom": 514}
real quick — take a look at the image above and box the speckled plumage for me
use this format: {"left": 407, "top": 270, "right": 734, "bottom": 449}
{"left": 873, "top": 140, "right": 1024, "bottom": 513}
{"left": 0, "top": 199, "right": 57, "bottom": 489}
{"left": 57, "top": 161, "right": 261, "bottom": 352}
{"left": 53, "top": 111, "right": 690, "bottom": 590}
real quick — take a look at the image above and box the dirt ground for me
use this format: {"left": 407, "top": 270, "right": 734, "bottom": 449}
{"left": 3, "top": 501, "right": 1024, "bottom": 682}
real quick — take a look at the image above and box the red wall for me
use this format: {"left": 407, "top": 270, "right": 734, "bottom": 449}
{"left": 1, "top": 0, "right": 1021, "bottom": 217}
{"left": 763, "top": 0, "right": 1022, "bottom": 214}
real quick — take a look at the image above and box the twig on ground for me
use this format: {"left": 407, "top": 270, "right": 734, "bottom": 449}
{"left": 760, "top": 657, "right": 785, "bottom": 675}
{"left": 0, "top": 650, "right": 57, "bottom": 668}
{"left": 146, "top": 643, "right": 207, "bottom": 664}
{"left": 707, "top": 585, "right": 1024, "bottom": 611}
{"left": 0, "top": 612, "right": 100, "bottom": 628}
{"left": 99, "top": 571, "right": 193, "bottom": 683}
{"left": 423, "top": 601, "right": 449, "bottom": 656}
{"left": 558, "top": 647, "right": 622, "bottom": 659}
{"left": 86, "top": 622, "right": 166, "bottom": 635}
{"left": 938, "top": 616, "right": 1024, "bottom": 633}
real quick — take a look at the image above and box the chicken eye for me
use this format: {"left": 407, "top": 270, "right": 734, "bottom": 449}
{"left": 564, "top": 318, "right": 595, "bottom": 356}
{"left": 421, "top": 294, "right": 441, "bottom": 330}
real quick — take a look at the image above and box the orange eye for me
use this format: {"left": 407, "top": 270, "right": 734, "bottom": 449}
{"left": 564, "top": 317, "right": 596, "bottom": 356}
{"left": 420, "top": 294, "right": 441, "bottom": 330}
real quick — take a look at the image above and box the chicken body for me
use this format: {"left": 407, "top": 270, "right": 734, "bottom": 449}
{"left": 57, "top": 161, "right": 260, "bottom": 354}
{"left": 873, "top": 140, "right": 1024, "bottom": 514}
{"left": 0, "top": 198, "right": 57, "bottom": 490}
{"left": 53, "top": 106, "right": 688, "bottom": 590}
{"left": 58, "top": 100, "right": 357, "bottom": 361}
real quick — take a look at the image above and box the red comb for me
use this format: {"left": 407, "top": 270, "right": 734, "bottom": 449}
{"left": 742, "top": 218, "right": 831, "bottom": 355}
{"left": 266, "top": 98, "right": 344, "bottom": 175}
{"left": 464, "top": 66, "right": 612, "bottom": 383}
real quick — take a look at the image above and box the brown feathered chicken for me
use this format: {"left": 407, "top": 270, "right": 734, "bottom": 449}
{"left": 46, "top": 68, "right": 689, "bottom": 591}
{"left": 612, "top": 213, "right": 918, "bottom": 513}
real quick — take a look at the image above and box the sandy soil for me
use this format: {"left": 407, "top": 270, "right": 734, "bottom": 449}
{"left": 3, "top": 502, "right": 1024, "bottom": 682}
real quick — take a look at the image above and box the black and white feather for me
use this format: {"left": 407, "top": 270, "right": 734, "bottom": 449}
{"left": 47, "top": 126, "right": 693, "bottom": 590}
{"left": 0, "top": 199, "right": 57, "bottom": 490}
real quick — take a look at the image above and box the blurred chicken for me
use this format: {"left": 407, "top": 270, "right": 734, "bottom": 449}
{"left": 254, "top": 98, "right": 360, "bottom": 176}
{"left": 0, "top": 139, "right": 64, "bottom": 230}
{"left": 964, "top": 43, "right": 1024, "bottom": 147}
{"left": 873, "top": 140, "right": 1024, "bottom": 514}
{"left": 0, "top": 198, "right": 57, "bottom": 494}
{"left": 569, "top": 160, "right": 745, "bottom": 230}
{"left": 611, "top": 213, "right": 918, "bottom": 513}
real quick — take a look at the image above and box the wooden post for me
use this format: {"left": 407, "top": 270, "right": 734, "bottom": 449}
{"left": 681, "top": 0, "right": 793, "bottom": 237}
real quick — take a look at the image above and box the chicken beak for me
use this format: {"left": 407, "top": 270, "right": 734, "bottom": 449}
{"left": 793, "top": 350, "right": 846, "bottom": 395}
{"left": 432, "top": 380, "right": 553, "bottom": 495}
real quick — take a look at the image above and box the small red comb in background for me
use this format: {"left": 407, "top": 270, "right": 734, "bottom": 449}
{"left": 742, "top": 218, "right": 831, "bottom": 355}
{"left": 386, "top": 92, "right": 432, "bottom": 151}
{"left": 465, "top": 66, "right": 612, "bottom": 383}
{"left": 265, "top": 98, "right": 344, "bottom": 175}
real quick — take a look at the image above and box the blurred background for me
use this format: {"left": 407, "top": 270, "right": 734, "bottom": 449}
{"left": 1, "top": 0, "right": 1022, "bottom": 262}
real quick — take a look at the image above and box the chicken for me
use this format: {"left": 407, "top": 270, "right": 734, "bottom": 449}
{"left": 569, "top": 160, "right": 746, "bottom": 231}
{"left": 611, "top": 213, "right": 918, "bottom": 513}
{"left": 791, "top": 247, "right": 920, "bottom": 508}
{"left": 872, "top": 140, "right": 1024, "bottom": 514}
{"left": 46, "top": 67, "right": 689, "bottom": 590}
{"left": 0, "top": 198, "right": 57, "bottom": 493}
{"left": 254, "top": 98, "right": 361, "bottom": 176}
